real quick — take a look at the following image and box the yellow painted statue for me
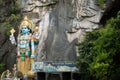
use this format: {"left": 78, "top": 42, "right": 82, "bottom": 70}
{"left": 9, "top": 16, "right": 39, "bottom": 77}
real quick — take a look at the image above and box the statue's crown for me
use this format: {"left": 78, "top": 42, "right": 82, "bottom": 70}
{"left": 20, "top": 16, "right": 34, "bottom": 30}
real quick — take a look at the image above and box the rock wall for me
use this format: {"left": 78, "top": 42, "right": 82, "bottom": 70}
{"left": 0, "top": 0, "right": 21, "bottom": 69}
{"left": 20, "top": 0, "right": 103, "bottom": 62}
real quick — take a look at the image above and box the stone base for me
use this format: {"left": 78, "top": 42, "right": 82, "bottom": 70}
{"left": 37, "top": 72, "right": 80, "bottom": 80}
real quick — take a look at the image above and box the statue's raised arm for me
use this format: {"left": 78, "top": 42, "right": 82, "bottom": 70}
{"left": 9, "top": 28, "right": 16, "bottom": 45}
{"left": 9, "top": 16, "right": 39, "bottom": 78}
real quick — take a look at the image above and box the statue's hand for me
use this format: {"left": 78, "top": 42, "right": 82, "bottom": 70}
{"left": 31, "top": 54, "right": 35, "bottom": 59}
{"left": 9, "top": 34, "right": 16, "bottom": 45}
{"left": 33, "top": 32, "right": 39, "bottom": 45}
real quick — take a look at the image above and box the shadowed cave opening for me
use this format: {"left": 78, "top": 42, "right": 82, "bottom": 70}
{"left": 100, "top": 0, "right": 120, "bottom": 25}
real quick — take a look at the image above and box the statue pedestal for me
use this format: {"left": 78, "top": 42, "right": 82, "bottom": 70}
{"left": 32, "top": 61, "right": 80, "bottom": 80}
{"left": 4, "top": 78, "right": 19, "bottom": 80}
{"left": 37, "top": 72, "right": 80, "bottom": 80}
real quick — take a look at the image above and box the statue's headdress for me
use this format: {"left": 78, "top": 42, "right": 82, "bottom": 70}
{"left": 20, "top": 16, "right": 34, "bottom": 31}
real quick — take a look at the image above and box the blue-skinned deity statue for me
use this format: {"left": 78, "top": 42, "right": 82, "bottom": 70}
{"left": 9, "top": 16, "right": 39, "bottom": 77}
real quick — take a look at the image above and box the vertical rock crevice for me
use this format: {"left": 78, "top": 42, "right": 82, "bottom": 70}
{"left": 20, "top": 0, "right": 103, "bottom": 62}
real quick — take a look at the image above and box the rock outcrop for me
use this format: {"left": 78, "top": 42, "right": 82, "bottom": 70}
{"left": 20, "top": 0, "right": 103, "bottom": 62}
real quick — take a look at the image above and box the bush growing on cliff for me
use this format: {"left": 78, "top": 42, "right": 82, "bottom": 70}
{"left": 0, "top": 0, "right": 21, "bottom": 36}
{"left": 0, "top": 64, "right": 6, "bottom": 74}
{"left": 97, "top": 0, "right": 105, "bottom": 8}
{"left": 77, "top": 12, "right": 120, "bottom": 80}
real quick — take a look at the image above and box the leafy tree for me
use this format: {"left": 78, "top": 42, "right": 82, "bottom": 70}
{"left": 77, "top": 12, "right": 120, "bottom": 80}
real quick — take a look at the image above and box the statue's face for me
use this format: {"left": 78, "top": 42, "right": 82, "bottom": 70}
{"left": 21, "top": 26, "right": 30, "bottom": 35}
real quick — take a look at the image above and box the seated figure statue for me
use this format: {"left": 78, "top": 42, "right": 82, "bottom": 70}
{"left": 9, "top": 16, "right": 39, "bottom": 77}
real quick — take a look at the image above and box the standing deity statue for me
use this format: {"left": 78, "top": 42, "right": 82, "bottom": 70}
{"left": 9, "top": 16, "right": 39, "bottom": 77}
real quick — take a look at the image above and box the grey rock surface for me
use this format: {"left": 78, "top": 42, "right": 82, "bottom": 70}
{"left": 0, "top": 26, "right": 16, "bottom": 69}
{"left": 20, "top": 0, "right": 103, "bottom": 62}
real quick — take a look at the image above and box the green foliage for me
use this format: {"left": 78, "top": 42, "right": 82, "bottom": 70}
{"left": 0, "top": 64, "right": 6, "bottom": 74}
{"left": 97, "top": 0, "right": 105, "bottom": 8}
{"left": 0, "top": 0, "right": 22, "bottom": 36}
{"left": 76, "top": 30, "right": 100, "bottom": 79}
{"left": 4, "top": 22, "right": 12, "bottom": 36}
{"left": 77, "top": 11, "right": 120, "bottom": 80}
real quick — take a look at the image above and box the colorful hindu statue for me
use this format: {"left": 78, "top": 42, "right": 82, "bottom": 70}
{"left": 9, "top": 16, "right": 39, "bottom": 77}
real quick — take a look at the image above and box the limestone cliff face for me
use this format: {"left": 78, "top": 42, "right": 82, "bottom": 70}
{"left": 20, "top": 0, "right": 103, "bottom": 62}
{"left": 1, "top": 0, "right": 120, "bottom": 69}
